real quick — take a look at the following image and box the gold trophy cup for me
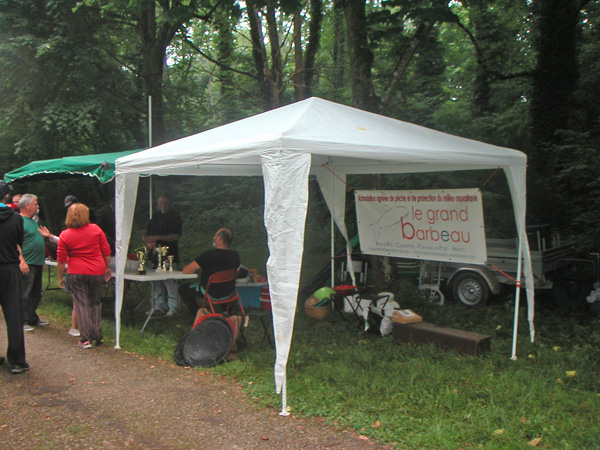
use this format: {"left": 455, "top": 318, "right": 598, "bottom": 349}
{"left": 156, "top": 245, "right": 169, "bottom": 271}
{"left": 136, "top": 247, "right": 147, "bottom": 275}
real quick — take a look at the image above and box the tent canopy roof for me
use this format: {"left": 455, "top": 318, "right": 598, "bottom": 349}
{"left": 5, "top": 150, "right": 140, "bottom": 184}
{"left": 113, "top": 97, "right": 533, "bottom": 413}
{"left": 116, "top": 98, "right": 525, "bottom": 177}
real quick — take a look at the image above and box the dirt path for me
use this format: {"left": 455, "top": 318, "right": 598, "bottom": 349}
{"left": 0, "top": 320, "right": 389, "bottom": 450}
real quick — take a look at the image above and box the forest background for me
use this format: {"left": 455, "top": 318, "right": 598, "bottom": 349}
{"left": 1, "top": 0, "right": 599, "bottom": 285}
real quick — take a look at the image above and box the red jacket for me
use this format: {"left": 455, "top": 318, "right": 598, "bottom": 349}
{"left": 57, "top": 224, "right": 111, "bottom": 275}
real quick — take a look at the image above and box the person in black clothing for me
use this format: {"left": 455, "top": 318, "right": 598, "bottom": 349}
{"left": 180, "top": 227, "right": 243, "bottom": 360}
{"left": 179, "top": 228, "right": 241, "bottom": 316}
{"left": 143, "top": 194, "right": 183, "bottom": 315}
{"left": 64, "top": 195, "right": 97, "bottom": 223}
{"left": 97, "top": 198, "right": 116, "bottom": 255}
{"left": 0, "top": 181, "right": 30, "bottom": 374}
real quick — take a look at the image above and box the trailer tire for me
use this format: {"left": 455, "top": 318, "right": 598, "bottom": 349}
{"left": 452, "top": 272, "right": 489, "bottom": 306}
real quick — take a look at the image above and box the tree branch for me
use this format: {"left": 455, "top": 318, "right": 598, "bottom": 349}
{"left": 181, "top": 36, "right": 259, "bottom": 80}
{"left": 455, "top": 20, "right": 535, "bottom": 80}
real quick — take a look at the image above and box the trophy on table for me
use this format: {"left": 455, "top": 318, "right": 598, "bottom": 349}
{"left": 167, "top": 255, "right": 174, "bottom": 272}
{"left": 156, "top": 245, "right": 169, "bottom": 271}
{"left": 135, "top": 245, "right": 148, "bottom": 275}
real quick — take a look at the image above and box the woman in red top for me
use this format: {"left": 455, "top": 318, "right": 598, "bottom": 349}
{"left": 57, "top": 203, "right": 111, "bottom": 349}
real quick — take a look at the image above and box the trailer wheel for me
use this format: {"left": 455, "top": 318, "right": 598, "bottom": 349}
{"left": 452, "top": 272, "right": 489, "bottom": 306}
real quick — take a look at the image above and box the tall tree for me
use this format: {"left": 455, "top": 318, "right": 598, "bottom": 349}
{"left": 0, "top": 0, "right": 140, "bottom": 166}
{"left": 342, "top": 0, "right": 379, "bottom": 112}
{"left": 79, "top": 0, "right": 212, "bottom": 144}
{"left": 528, "top": 0, "right": 590, "bottom": 228}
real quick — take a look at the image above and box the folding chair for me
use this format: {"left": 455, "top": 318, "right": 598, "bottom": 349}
{"left": 201, "top": 269, "right": 273, "bottom": 348}
{"left": 201, "top": 268, "right": 245, "bottom": 315}
{"left": 339, "top": 257, "right": 369, "bottom": 290}
{"left": 334, "top": 284, "right": 391, "bottom": 329}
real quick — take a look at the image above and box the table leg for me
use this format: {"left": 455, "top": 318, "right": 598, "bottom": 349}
{"left": 140, "top": 283, "right": 157, "bottom": 334}
{"left": 140, "top": 280, "right": 182, "bottom": 335}
{"left": 42, "top": 264, "right": 53, "bottom": 297}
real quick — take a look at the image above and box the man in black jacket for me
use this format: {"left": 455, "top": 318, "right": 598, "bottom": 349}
{"left": 0, "top": 181, "right": 30, "bottom": 374}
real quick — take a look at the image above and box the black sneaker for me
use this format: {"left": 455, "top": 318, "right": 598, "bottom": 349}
{"left": 0, "top": 356, "right": 5, "bottom": 365}
{"left": 11, "top": 363, "right": 30, "bottom": 374}
{"left": 35, "top": 320, "right": 50, "bottom": 326}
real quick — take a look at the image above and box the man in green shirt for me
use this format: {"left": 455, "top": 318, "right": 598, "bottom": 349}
{"left": 19, "top": 194, "right": 54, "bottom": 330}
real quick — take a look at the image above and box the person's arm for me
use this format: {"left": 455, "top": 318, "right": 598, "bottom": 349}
{"left": 182, "top": 260, "right": 200, "bottom": 274}
{"left": 103, "top": 255, "right": 111, "bottom": 281}
{"left": 18, "top": 245, "right": 29, "bottom": 275}
{"left": 57, "top": 262, "right": 66, "bottom": 289}
{"left": 38, "top": 225, "right": 59, "bottom": 243}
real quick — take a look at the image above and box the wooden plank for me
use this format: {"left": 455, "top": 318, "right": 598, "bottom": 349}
{"left": 392, "top": 322, "right": 491, "bottom": 355}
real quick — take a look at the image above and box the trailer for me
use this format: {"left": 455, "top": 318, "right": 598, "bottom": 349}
{"left": 416, "top": 229, "right": 577, "bottom": 306}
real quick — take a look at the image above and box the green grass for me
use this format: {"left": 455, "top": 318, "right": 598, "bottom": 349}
{"left": 38, "top": 281, "right": 600, "bottom": 449}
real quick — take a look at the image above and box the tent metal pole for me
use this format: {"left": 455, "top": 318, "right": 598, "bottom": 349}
{"left": 149, "top": 177, "right": 153, "bottom": 219}
{"left": 330, "top": 174, "right": 336, "bottom": 285}
{"left": 331, "top": 212, "right": 335, "bottom": 285}
{"left": 148, "top": 95, "right": 153, "bottom": 148}
{"left": 148, "top": 95, "right": 153, "bottom": 218}
{"left": 510, "top": 235, "right": 524, "bottom": 360}
{"left": 148, "top": 95, "right": 153, "bottom": 147}
{"left": 279, "top": 376, "right": 289, "bottom": 416}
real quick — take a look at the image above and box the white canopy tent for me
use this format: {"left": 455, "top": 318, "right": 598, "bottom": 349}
{"left": 114, "top": 97, "right": 534, "bottom": 414}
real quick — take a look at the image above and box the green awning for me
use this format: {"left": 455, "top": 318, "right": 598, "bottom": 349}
{"left": 4, "top": 150, "right": 141, "bottom": 184}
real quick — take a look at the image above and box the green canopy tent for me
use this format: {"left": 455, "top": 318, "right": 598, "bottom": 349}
{"left": 4, "top": 150, "right": 141, "bottom": 184}
{"left": 3, "top": 149, "right": 146, "bottom": 252}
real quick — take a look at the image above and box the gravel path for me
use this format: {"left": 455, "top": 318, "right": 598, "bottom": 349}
{"left": 0, "top": 319, "right": 390, "bottom": 450}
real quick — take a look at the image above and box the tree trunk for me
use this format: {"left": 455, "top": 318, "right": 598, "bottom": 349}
{"left": 528, "top": 0, "right": 583, "bottom": 227}
{"left": 137, "top": 1, "right": 183, "bottom": 145}
{"left": 293, "top": 14, "right": 305, "bottom": 100}
{"left": 380, "top": 20, "right": 435, "bottom": 115}
{"left": 530, "top": 0, "right": 581, "bottom": 153}
{"left": 332, "top": 0, "right": 345, "bottom": 95}
{"left": 342, "top": 0, "right": 379, "bottom": 112}
{"left": 216, "top": 7, "right": 235, "bottom": 118}
{"left": 265, "top": 0, "right": 283, "bottom": 105}
{"left": 246, "top": 1, "right": 275, "bottom": 109}
{"left": 470, "top": 1, "right": 494, "bottom": 115}
{"left": 342, "top": 0, "right": 398, "bottom": 288}
{"left": 302, "top": 0, "right": 323, "bottom": 98}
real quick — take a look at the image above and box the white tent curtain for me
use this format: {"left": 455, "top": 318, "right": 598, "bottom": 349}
{"left": 261, "top": 150, "right": 311, "bottom": 413}
{"left": 315, "top": 164, "right": 356, "bottom": 286}
{"left": 114, "top": 173, "right": 140, "bottom": 348}
{"left": 504, "top": 166, "right": 536, "bottom": 356}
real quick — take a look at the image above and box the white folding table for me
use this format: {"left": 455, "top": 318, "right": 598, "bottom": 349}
{"left": 42, "top": 259, "right": 63, "bottom": 298}
{"left": 120, "top": 269, "right": 197, "bottom": 333}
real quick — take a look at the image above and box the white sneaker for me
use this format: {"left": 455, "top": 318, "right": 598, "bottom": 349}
{"left": 23, "top": 324, "right": 34, "bottom": 332}
{"left": 68, "top": 329, "right": 81, "bottom": 337}
{"left": 165, "top": 310, "right": 177, "bottom": 317}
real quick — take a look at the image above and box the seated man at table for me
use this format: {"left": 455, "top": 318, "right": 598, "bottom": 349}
{"left": 179, "top": 227, "right": 241, "bottom": 317}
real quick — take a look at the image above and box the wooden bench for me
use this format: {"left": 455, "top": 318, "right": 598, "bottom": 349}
{"left": 392, "top": 322, "right": 491, "bottom": 355}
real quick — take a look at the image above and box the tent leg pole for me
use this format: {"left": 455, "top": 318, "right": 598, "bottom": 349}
{"left": 511, "top": 235, "right": 524, "bottom": 360}
{"left": 279, "top": 377, "right": 290, "bottom": 416}
{"left": 330, "top": 215, "right": 335, "bottom": 285}
{"left": 510, "top": 284, "right": 521, "bottom": 360}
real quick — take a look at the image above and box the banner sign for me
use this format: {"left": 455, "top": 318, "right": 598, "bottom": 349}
{"left": 355, "top": 189, "right": 486, "bottom": 264}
